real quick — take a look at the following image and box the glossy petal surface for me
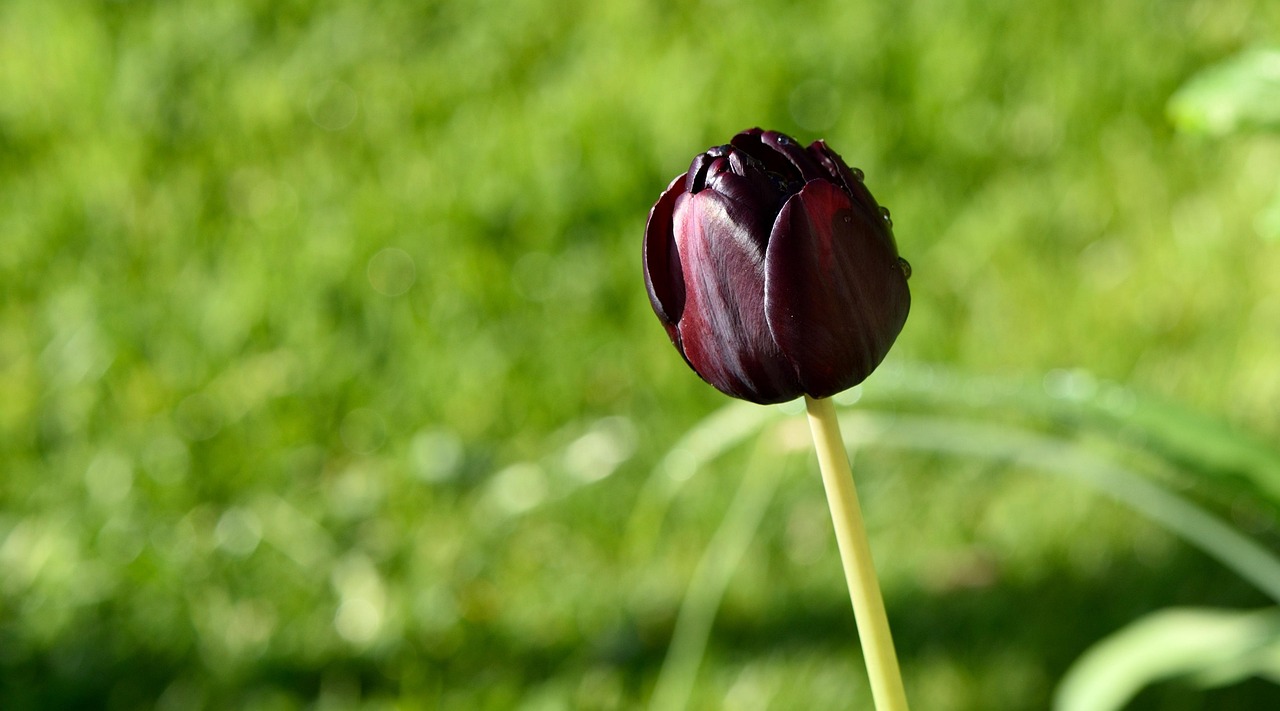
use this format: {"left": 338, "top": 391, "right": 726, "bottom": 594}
{"left": 643, "top": 129, "right": 910, "bottom": 404}
{"left": 765, "top": 180, "right": 910, "bottom": 397}
{"left": 808, "top": 140, "right": 900, "bottom": 256}
{"left": 672, "top": 189, "right": 802, "bottom": 403}
{"left": 642, "top": 175, "right": 687, "bottom": 335}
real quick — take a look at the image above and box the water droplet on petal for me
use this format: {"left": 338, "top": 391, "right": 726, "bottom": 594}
{"left": 879, "top": 206, "right": 893, "bottom": 228}
{"left": 842, "top": 214, "right": 852, "bottom": 224}
{"left": 852, "top": 167, "right": 865, "bottom": 182}
{"left": 898, "top": 257, "right": 912, "bottom": 279}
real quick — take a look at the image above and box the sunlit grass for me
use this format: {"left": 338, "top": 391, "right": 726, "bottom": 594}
{"left": 2, "top": 0, "right": 1280, "bottom": 708}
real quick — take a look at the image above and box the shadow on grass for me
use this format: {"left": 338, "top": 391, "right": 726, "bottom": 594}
{"left": 4, "top": 544, "right": 1280, "bottom": 710}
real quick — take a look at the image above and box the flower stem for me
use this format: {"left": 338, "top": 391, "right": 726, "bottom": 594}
{"left": 804, "top": 395, "right": 910, "bottom": 711}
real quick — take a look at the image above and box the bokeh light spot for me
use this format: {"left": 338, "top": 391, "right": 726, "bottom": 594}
{"left": 331, "top": 555, "right": 386, "bottom": 647}
{"left": 214, "top": 507, "right": 262, "bottom": 558}
{"left": 789, "top": 79, "right": 842, "bottom": 133}
{"left": 85, "top": 450, "right": 133, "bottom": 506}
{"left": 308, "top": 79, "right": 359, "bottom": 131}
{"left": 564, "top": 417, "right": 636, "bottom": 483}
{"left": 334, "top": 597, "right": 382, "bottom": 646}
{"left": 141, "top": 433, "right": 191, "bottom": 486}
{"left": 366, "top": 247, "right": 416, "bottom": 296}
{"left": 173, "top": 394, "right": 222, "bottom": 441}
{"left": 340, "top": 408, "right": 387, "bottom": 454}
{"left": 487, "top": 463, "right": 547, "bottom": 515}
{"left": 409, "top": 428, "right": 463, "bottom": 483}
{"left": 512, "top": 251, "right": 554, "bottom": 302}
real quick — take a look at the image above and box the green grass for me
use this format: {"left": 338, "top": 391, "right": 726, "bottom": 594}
{"left": 2, "top": 0, "right": 1280, "bottom": 708}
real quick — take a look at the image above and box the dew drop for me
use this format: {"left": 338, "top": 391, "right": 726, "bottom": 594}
{"left": 879, "top": 206, "right": 893, "bottom": 228}
{"left": 898, "top": 257, "right": 912, "bottom": 280}
{"left": 852, "top": 167, "right": 865, "bottom": 182}
{"left": 842, "top": 214, "right": 852, "bottom": 224}
{"left": 776, "top": 134, "right": 792, "bottom": 145}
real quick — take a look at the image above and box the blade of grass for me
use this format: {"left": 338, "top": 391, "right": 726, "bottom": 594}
{"left": 866, "top": 363, "right": 1280, "bottom": 508}
{"left": 1054, "top": 607, "right": 1280, "bottom": 711}
{"left": 624, "top": 402, "right": 777, "bottom": 563}
{"left": 833, "top": 410, "right": 1280, "bottom": 604}
{"left": 648, "top": 434, "right": 789, "bottom": 711}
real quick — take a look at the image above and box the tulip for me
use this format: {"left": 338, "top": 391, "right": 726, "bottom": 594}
{"left": 643, "top": 128, "right": 911, "bottom": 404}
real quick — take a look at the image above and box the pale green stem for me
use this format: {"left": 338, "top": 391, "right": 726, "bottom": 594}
{"left": 805, "top": 395, "right": 910, "bottom": 711}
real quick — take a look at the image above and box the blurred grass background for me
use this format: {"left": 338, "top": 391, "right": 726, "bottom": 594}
{"left": 2, "top": 0, "right": 1280, "bottom": 708}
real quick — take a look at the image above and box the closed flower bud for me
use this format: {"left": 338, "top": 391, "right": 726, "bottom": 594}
{"left": 643, "top": 128, "right": 910, "bottom": 404}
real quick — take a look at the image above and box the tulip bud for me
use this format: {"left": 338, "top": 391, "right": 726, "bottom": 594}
{"left": 643, "top": 128, "right": 910, "bottom": 404}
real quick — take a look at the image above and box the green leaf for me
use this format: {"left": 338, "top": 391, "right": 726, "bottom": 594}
{"left": 866, "top": 364, "right": 1280, "bottom": 512}
{"left": 1054, "top": 607, "right": 1280, "bottom": 711}
{"left": 1169, "top": 47, "right": 1280, "bottom": 136}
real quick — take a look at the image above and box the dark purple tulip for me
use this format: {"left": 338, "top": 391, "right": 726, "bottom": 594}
{"left": 643, "top": 128, "right": 911, "bottom": 404}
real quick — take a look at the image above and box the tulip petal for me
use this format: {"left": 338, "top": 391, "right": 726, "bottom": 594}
{"left": 808, "top": 141, "right": 900, "bottom": 257}
{"left": 759, "top": 130, "right": 828, "bottom": 182}
{"left": 807, "top": 141, "right": 863, "bottom": 199}
{"left": 686, "top": 149, "right": 726, "bottom": 193}
{"left": 729, "top": 130, "right": 805, "bottom": 190}
{"left": 673, "top": 189, "right": 803, "bottom": 403}
{"left": 731, "top": 129, "right": 826, "bottom": 185}
{"left": 702, "top": 167, "right": 783, "bottom": 247}
{"left": 765, "top": 180, "right": 910, "bottom": 397}
{"left": 643, "top": 175, "right": 687, "bottom": 334}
